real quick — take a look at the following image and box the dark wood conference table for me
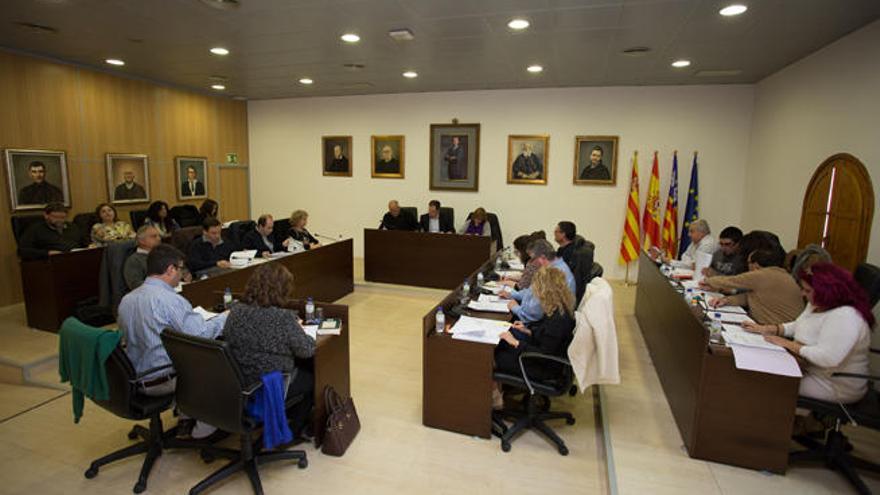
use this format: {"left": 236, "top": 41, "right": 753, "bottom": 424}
{"left": 634, "top": 252, "right": 799, "bottom": 473}
{"left": 182, "top": 238, "right": 354, "bottom": 308}
{"left": 422, "top": 255, "right": 507, "bottom": 438}
{"left": 364, "top": 229, "right": 494, "bottom": 289}
{"left": 20, "top": 247, "right": 104, "bottom": 332}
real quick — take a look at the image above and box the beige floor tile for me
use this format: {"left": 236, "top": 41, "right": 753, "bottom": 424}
{"left": 0, "top": 383, "right": 66, "bottom": 421}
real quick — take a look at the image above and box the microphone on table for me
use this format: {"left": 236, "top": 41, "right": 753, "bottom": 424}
{"left": 313, "top": 232, "right": 343, "bottom": 242}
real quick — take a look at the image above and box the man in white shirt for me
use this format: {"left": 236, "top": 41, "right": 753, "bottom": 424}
{"left": 658, "top": 218, "right": 717, "bottom": 269}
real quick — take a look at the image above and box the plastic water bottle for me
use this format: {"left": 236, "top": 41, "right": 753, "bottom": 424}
{"left": 708, "top": 320, "right": 724, "bottom": 343}
{"left": 476, "top": 272, "right": 484, "bottom": 288}
{"left": 223, "top": 287, "right": 233, "bottom": 308}
{"left": 305, "top": 297, "right": 315, "bottom": 322}
{"left": 435, "top": 307, "right": 445, "bottom": 333}
{"left": 495, "top": 256, "right": 503, "bottom": 271}
{"left": 684, "top": 288, "right": 694, "bottom": 304}
{"left": 462, "top": 279, "right": 471, "bottom": 298}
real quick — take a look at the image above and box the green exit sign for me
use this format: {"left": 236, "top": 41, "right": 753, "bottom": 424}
{"left": 226, "top": 153, "right": 239, "bottom": 164}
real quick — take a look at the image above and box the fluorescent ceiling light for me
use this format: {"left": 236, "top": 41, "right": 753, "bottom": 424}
{"left": 299, "top": 78, "right": 314, "bottom": 85}
{"left": 341, "top": 33, "right": 361, "bottom": 43}
{"left": 402, "top": 71, "right": 418, "bottom": 79}
{"left": 508, "top": 18, "right": 530, "bottom": 30}
{"left": 671, "top": 59, "right": 691, "bottom": 68}
{"left": 527, "top": 65, "right": 543, "bottom": 73}
{"left": 210, "top": 47, "right": 229, "bottom": 55}
{"left": 211, "top": 84, "right": 226, "bottom": 90}
{"left": 105, "top": 58, "right": 125, "bottom": 66}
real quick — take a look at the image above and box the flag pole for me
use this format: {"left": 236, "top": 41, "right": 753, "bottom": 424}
{"left": 624, "top": 261, "right": 633, "bottom": 287}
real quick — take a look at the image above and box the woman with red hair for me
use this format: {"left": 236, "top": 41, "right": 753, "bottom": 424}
{"left": 744, "top": 262, "right": 874, "bottom": 403}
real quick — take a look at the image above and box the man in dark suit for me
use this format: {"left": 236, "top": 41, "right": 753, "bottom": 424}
{"left": 419, "top": 200, "right": 454, "bottom": 233}
{"left": 326, "top": 145, "right": 349, "bottom": 173}
{"left": 181, "top": 166, "right": 205, "bottom": 197}
{"left": 444, "top": 136, "right": 467, "bottom": 180}
{"left": 375, "top": 145, "right": 400, "bottom": 174}
{"left": 18, "top": 161, "right": 64, "bottom": 205}
{"left": 114, "top": 170, "right": 147, "bottom": 201}
{"left": 187, "top": 217, "right": 233, "bottom": 274}
{"left": 241, "top": 214, "right": 282, "bottom": 257}
{"left": 18, "top": 202, "right": 82, "bottom": 260}
{"left": 579, "top": 145, "right": 611, "bottom": 181}
{"left": 379, "top": 200, "right": 418, "bottom": 231}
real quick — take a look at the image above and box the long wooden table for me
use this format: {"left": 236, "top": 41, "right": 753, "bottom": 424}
{"left": 422, "top": 255, "right": 506, "bottom": 438}
{"left": 634, "top": 252, "right": 799, "bottom": 473}
{"left": 182, "top": 238, "right": 354, "bottom": 308}
{"left": 20, "top": 247, "right": 105, "bottom": 332}
{"left": 364, "top": 229, "right": 493, "bottom": 289}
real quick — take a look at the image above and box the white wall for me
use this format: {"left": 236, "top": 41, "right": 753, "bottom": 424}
{"left": 248, "top": 84, "right": 755, "bottom": 278}
{"left": 745, "top": 20, "right": 880, "bottom": 264}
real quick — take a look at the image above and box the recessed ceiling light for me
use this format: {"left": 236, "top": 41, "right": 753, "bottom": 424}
{"left": 508, "top": 18, "right": 530, "bottom": 30}
{"left": 211, "top": 84, "right": 226, "bottom": 91}
{"left": 719, "top": 4, "right": 748, "bottom": 16}
{"left": 105, "top": 58, "right": 125, "bottom": 66}
{"left": 341, "top": 33, "right": 360, "bottom": 43}
{"left": 402, "top": 71, "right": 418, "bottom": 79}
{"left": 671, "top": 59, "right": 691, "bottom": 68}
{"left": 527, "top": 64, "right": 543, "bottom": 73}
{"left": 388, "top": 28, "right": 414, "bottom": 41}
{"left": 210, "top": 47, "right": 229, "bottom": 56}
{"left": 299, "top": 78, "right": 314, "bottom": 85}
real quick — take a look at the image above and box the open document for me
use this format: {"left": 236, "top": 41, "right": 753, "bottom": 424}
{"left": 723, "top": 326, "right": 802, "bottom": 377}
{"left": 450, "top": 315, "right": 510, "bottom": 345}
{"left": 193, "top": 306, "right": 220, "bottom": 321}
{"left": 467, "top": 294, "right": 509, "bottom": 313}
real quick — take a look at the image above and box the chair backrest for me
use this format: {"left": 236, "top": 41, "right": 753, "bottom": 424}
{"left": 130, "top": 210, "right": 149, "bottom": 230}
{"left": 73, "top": 212, "right": 99, "bottom": 245}
{"left": 160, "top": 329, "right": 248, "bottom": 433}
{"left": 224, "top": 220, "right": 255, "bottom": 249}
{"left": 274, "top": 218, "right": 291, "bottom": 239}
{"left": 854, "top": 263, "right": 880, "bottom": 308}
{"left": 571, "top": 244, "right": 596, "bottom": 304}
{"left": 11, "top": 214, "right": 43, "bottom": 243}
{"left": 169, "top": 204, "right": 200, "bottom": 228}
{"left": 170, "top": 226, "right": 203, "bottom": 254}
{"left": 439, "top": 207, "right": 455, "bottom": 229}
{"left": 400, "top": 207, "right": 418, "bottom": 223}
{"left": 94, "top": 345, "right": 144, "bottom": 419}
{"left": 486, "top": 213, "right": 502, "bottom": 250}
{"left": 589, "top": 262, "right": 604, "bottom": 281}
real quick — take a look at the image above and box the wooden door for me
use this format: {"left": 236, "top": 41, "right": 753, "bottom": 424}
{"left": 217, "top": 165, "right": 250, "bottom": 221}
{"left": 798, "top": 153, "right": 874, "bottom": 271}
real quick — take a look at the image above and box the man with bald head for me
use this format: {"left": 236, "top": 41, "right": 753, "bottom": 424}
{"left": 375, "top": 145, "right": 400, "bottom": 174}
{"left": 124, "top": 225, "right": 163, "bottom": 290}
{"left": 379, "top": 200, "right": 417, "bottom": 231}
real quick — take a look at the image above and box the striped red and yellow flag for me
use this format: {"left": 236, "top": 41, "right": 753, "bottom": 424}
{"left": 660, "top": 151, "right": 679, "bottom": 259}
{"left": 642, "top": 152, "right": 662, "bottom": 251}
{"left": 618, "top": 151, "right": 640, "bottom": 264}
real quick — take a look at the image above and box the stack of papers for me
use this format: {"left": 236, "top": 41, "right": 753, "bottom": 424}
{"left": 506, "top": 260, "right": 525, "bottom": 270}
{"left": 450, "top": 316, "right": 510, "bottom": 345}
{"left": 481, "top": 281, "right": 505, "bottom": 295}
{"left": 467, "top": 294, "right": 509, "bottom": 313}
{"left": 670, "top": 268, "right": 694, "bottom": 279}
{"left": 495, "top": 270, "right": 522, "bottom": 278}
{"left": 730, "top": 345, "right": 802, "bottom": 377}
{"left": 723, "top": 326, "right": 779, "bottom": 351}
{"left": 301, "top": 325, "right": 318, "bottom": 340}
{"left": 193, "top": 306, "right": 220, "bottom": 321}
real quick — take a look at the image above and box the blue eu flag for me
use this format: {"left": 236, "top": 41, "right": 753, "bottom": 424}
{"left": 678, "top": 154, "right": 699, "bottom": 257}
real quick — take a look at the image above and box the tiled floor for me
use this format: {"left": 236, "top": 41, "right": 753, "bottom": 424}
{"left": 0, "top": 275, "right": 878, "bottom": 494}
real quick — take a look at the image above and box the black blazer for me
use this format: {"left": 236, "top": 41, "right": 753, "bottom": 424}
{"left": 240, "top": 230, "right": 281, "bottom": 256}
{"left": 181, "top": 180, "right": 205, "bottom": 197}
{"left": 187, "top": 238, "right": 234, "bottom": 273}
{"left": 419, "top": 213, "right": 454, "bottom": 233}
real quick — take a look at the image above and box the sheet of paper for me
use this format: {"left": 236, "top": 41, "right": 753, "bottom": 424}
{"left": 694, "top": 251, "right": 713, "bottom": 283}
{"left": 268, "top": 251, "right": 292, "bottom": 259}
{"left": 301, "top": 324, "right": 318, "bottom": 340}
{"left": 481, "top": 281, "right": 505, "bottom": 295}
{"left": 193, "top": 306, "right": 220, "bottom": 321}
{"left": 711, "top": 305, "right": 748, "bottom": 315}
{"left": 670, "top": 268, "right": 694, "bottom": 279}
{"left": 707, "top": 311, "right": 754, "bottom": 324}
{"left": 496, "top": 269, "right": 522, "bottom": 278}
{"left": 230, "top": 250, "right": 258, "bottom": 260}
{"left": 506, "top": 260, "right": 525, "bottom": 270}
{"left": 467, "top": 299, "right": 510, "bottom": 313}
{"left": 450, "top": 315, "right": 510, "bottom": 344}
{"left": 730, "top": 344, "right": 802, "bottom": 377}
{"left": 722, "top": 327, "right": 783, "bottom": 351}
{"left": 317, "top": 327, "right": 341, "bottom": 336}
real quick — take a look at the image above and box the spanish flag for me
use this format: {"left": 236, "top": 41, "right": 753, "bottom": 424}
{"left": 660, "top": 152, "right": 679, "bottom": 259}
{"left": 618, "top": 151, "right": 640, "bottom": 265}
{"left": 642, "top": 152, "right": 661, "bottom": 251}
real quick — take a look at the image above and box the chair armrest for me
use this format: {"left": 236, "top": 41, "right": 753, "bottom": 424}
{"left": 517, "top": 352, "right": 572, "bottom": 395}
{"left": 242, "top": 381, "right": 262, "bottom": 397}
{"left": 131, "top": 364, "right": 175, "bottom": 383}
{"left": 870, "top": 348, "right": 880, "bottom": 354}
{"left": 832, "top": 372, "right": 880, "bottom": 381}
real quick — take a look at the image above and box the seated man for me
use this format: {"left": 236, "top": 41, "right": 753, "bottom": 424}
{"left": 703, "top": 226, "right": 745, "bottom": 277}
{"left": 554, "top": 220, "right": 592, "bottom": 272}
{"left": 17, "top": 202, "right": 83, "bottom": 260}
{"left": 241, "top": 214, "right": 281, "bottom": 257}
{"left": 379, "top": 200, "right": 417, "bottom": 231}
{"left": 500, "top": 240, "right": 576, "bottom": 324}
{"left": 187, "top": 217, "right": 234, "bottom": 274}
{"left": 655, "top": 218, "right": 717, "bottom": 269}
{"left": 123, "top": 225, "right": 162, "bottom": 290}
{"left": 419, "top": 199, "right": 454, "bottom": 233}
{"left": 118, "top": 244, "right": 228, "bottom": 438}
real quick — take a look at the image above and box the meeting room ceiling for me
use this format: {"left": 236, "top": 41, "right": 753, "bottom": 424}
{"left": 2, "top": 0, "right": 879, "bottom": 100}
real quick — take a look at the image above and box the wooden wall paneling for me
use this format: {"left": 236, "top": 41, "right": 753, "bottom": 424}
{"left": 218, "top": 166, "right": 250, "bottom": 221}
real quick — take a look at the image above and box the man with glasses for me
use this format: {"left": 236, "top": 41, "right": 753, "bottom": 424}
{"left": 118, "top": 244, "right": 227, "bottom": 439}
{"left": 703, "top": 226, "right": 745, "bottom": 277}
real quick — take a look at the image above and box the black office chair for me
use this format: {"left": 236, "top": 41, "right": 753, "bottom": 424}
{"left": 73, "top": 212, "right": 99, "bottom": 245}
{"left": 170, "top": 204, "right": 201, "bottom": 228}
{"left": 223, "top": 220, "right": 255, "bottom": 249}
{"left": 570, "top": 242, "right": 597, "bottom": 305}
{"left": 400, "top": 206, "right": 418, "bottom": 224}
{"left": 171, "top": 226, "right": 203, "bottom": 255}
{"left": 160, "top": 330, "right": 307, "bottom": 495}
{"left": 65, "top": 321, "right": 193, "bottom": 493}
{"left": 465, "top": 211, "right": 503, "bottom": 250}
{"left": 439, "top": 207, "right": 455, "bottom": 229}
{"left": 11, "top": 214, "right": 43, "bottom": 244}
{"left": 130, "top": 210, "right": 149, "bottom": 230}
{"left": 854, "top": 262, "right": 880, "bottom": 308}
{"left": 274, "top": 218, "right": 291, "bottom": 238}
{"left": 493, "top": 352, "right": 576, "bottom": 455}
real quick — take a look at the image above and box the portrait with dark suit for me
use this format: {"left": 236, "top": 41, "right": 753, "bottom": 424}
{"left": 107, "top": 153, "right": 150, "bottom": 204}
{"left": 322, "top": 135, "right": 352, "bottom": 177}
{"left": 371, "top": 135, "right": 404, "bottom": 178}
{"left": 574, "top": 136, "right": 618, "bottom": 186}
{"left": 5, "top": 149, "right": 70, "bottom": 212}
{"left": 507, "top": 135, "right": 549, "bottom": 185}
{"left": 176, "top": 156, "right": 208, "bottom": 200}
{"left": 429, "top": 123, "right": 480, "bottom": 192}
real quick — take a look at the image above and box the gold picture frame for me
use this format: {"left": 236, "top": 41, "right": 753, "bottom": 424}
{"left": 574, "top": 135, "right": 618, "bottom": 186}
{"left": 371, "top": 135, "right": 405, "bottom": 179}
{"left": 507, "top": 134, "right": 549, "bottom": 185}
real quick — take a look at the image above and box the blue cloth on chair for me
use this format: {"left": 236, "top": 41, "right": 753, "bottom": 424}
{"left": 245, "top": 371, "right": 292, "bottom": 449}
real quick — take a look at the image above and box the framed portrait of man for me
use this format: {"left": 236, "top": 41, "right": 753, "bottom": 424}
{"left": 507, "top": 135, "right": 549, "bottom": 185}
{"left": 322, "top": 135, "right": 352, "bottom": 177}
{"left": 176, "top": 156, "right": 208, "bottom": 201}
{"left": 4, "top": 148, "right": 70, "bottom": 212}
{"left": 106, "top": 153, "right": 150, "bottom": 204}
{"left": 574, "top": 136, "right": 619, "bottom": 186}
{"left": 429, "top": 123, "right": 480, "bottom": 191}
{"left": 371, "top": 135, "right": 405, "bottom": 179}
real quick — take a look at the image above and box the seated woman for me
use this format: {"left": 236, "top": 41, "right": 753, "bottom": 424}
{"left": 285, "top": 209, "right": 320, "bottom": 250}
{"left": 144, "top": 200, "right": 180, "bottom": 238}
{"left": 743, "top": 262, "right": 873, "bottom": 404}
{"left": 459, "top": 207, "right": 492, "bottom": 237}
{"left": 224, "top": 263, "right": 316, "bottom": 438}
{"left": 500, "top": 231, "right": 546, "bottom": 290}
{"left": 702, "top": 249, "right": 805, "bottom": 325}
{"left": 198, "top": 199, "right": 219, "bottom": 224}
{"left": 493, "top": 266, "right": 576, "bottom": 409}
{"left": 91, "top": 203, "right": 135, "bottom": 245}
